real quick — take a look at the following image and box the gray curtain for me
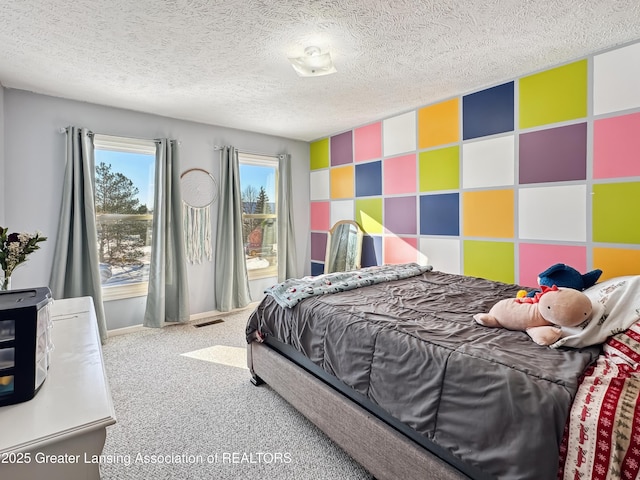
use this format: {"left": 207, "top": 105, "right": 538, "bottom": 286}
{"left": 50, "top": 126, "right": 107, "bottom": 343}
{"left": 277, "top": 154, "right": 298, "bottom": 281}
{"left": 144, "top": 139, "right": 190, "bottom": 327}
{"left": 214, "top": 146, "right": 251, "bottom": 311}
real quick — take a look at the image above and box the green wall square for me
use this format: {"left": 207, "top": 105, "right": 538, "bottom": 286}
{"left": 519, "top": 60, "right": 587, "bottom": 129}
{"left": 463, "top": 240, "right": 515, "bottom": 284}
{"left": 593, "top": 182, "right": 640, "bottom": 244}
{"left": 419, "top": 146, "right": 460, "bottom": 192}
{"left": 355, "top": 198, "right": 383, "bottom": 234}
{"left": 310, "top": 138, "right": 329, "bottom": 170}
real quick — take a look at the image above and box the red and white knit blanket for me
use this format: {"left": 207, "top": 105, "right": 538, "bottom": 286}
{"left": 559, "top": 326, "right": 640, "bottom": 480}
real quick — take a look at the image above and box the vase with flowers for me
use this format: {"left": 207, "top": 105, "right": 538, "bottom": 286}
{"left": 0, "top": 226, "right": 47, "bottom": 291}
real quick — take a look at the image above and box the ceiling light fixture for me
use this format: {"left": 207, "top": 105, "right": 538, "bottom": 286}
{"left": 288, "top": 46, "right": 337, "bottom": 77}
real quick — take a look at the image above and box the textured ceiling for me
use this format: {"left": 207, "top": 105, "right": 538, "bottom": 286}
{"left": 1, "top": 1, "right": 640, "bottom": 142}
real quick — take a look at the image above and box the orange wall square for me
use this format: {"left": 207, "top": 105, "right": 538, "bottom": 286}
{"left": 330, "top": 165, "right": 354, "bottom": 199}
{"left": 418, "top": 98, "right": 459, "bottom": 149}
{"left": 593, "top": 247, "right": 640, "bottom": 280}
{"left": 463, "top": 189, "right": 514, "bottom": 238}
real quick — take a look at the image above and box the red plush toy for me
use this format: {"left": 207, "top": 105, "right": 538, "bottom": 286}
{"left": 474, "top": 285, "right": 593, "bottom": 346}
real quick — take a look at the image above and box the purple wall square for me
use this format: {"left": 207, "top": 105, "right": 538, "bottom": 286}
{"left": 311, "top": 232, "right": 327, "bottom": 262}
{"left": 519, "top": 123, "right": 587, "bottom": 184}
{"left": 331, "top": 131, "right": 353, "bottom": 166}
{"left": 384, "top": 196, "right": 417, "bottom": 235}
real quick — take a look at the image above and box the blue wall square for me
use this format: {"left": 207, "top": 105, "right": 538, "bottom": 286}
{"left": 311, "top": 261, "right": 325, "bottom": 276}
{"left": 420, "top": 193, "right": 460, "bottom": 235}
{"left": 361, "top": 235, "right": 382, "bottom": 267}
{"left": 355, "top": 161, "right": 382, "bottom": 197}
{"left": 463, "top": 82, "right": 514, "bottom": 140}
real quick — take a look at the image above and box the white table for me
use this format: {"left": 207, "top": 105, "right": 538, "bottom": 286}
{"left": 0, "top": 296, "right": 116, "bottom": 480}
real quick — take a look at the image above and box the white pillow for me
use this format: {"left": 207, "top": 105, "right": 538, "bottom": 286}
{"left": 551, "top": 276, "right": 640, "bottom": 349}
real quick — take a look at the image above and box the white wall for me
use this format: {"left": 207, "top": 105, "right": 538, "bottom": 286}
{"left": 0, "top": 84, "right": 5, "bottom": 226}
{"left": 3, "top": 88, "right": 310, "bottom": 329}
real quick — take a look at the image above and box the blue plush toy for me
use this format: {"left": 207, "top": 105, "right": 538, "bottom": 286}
{"left": 537, "top": 263, "right": 602, "bottom": 291}
{"left": 522, "top": 263, "right": 602, "bottom": 298}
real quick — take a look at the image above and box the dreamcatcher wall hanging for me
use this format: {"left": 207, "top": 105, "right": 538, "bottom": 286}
{"left": 181, "top": 168, "right": 218, "bottom": 264}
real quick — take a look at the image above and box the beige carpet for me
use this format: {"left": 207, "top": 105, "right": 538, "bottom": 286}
{"left": 100, "top": 307, "right": 373, "bottom": 480}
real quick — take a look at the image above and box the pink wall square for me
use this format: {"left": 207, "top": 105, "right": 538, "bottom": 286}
{"left": 594, "top": 112, "right": 640, "bottom": 179}
{"left": 518, "top": 243, "right": 587, "bottom": 287}
{"left": 354, "top": 123, "right": 382, "bottom": 162}
{"left": 384, "top": 236, "right": 418, "bottom": 264}
{"left": 310, "top": 202, "right": 330, "bottom": 231}
{"left": 384, "top": 154, "right": 417, "bottom": 194}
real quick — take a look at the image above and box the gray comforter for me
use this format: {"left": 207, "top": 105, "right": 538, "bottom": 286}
{"left": 246, "top": 270, "right": 599, "bottom": 479}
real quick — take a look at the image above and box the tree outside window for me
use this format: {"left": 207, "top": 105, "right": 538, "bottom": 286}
{"left": 93, "top": 135, "right": 155, "bottom": 296}
{"left": 239, "top": 155, "right": 278, "bottom": 279}
{"left": 95, "top": 162, "right": 151, "bottom": 276}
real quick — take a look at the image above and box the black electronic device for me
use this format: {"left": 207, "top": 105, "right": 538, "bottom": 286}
{"left": 0, "top": 287, "right": 53, "bottom": 406}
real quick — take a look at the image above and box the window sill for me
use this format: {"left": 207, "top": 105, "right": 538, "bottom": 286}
{"left": 247, "top": 265, "right": 278, "bottom": 281}
{"left": 102, "top": 282, "right": 149, "bottom": 301}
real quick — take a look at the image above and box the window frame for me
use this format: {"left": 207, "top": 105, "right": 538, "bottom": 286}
{"left": 238, "top": 153, "right": 279, "bottom": 281}
{"left": 93, "top": 134, "right": 156, "bottom": 301}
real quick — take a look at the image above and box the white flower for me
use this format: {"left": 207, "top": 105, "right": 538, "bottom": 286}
{"left": 0, "top": 227, "right": 47, "bottom": 278}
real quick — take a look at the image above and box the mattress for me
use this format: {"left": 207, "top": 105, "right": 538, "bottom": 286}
{"left": 246, "top": 270, "right": 600, "bottom": 479}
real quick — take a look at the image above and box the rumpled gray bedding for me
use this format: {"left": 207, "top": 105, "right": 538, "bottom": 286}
{"left": 246, "top": 270, "right": 599, "bottom": 480}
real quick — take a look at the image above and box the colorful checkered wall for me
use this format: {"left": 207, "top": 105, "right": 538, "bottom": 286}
{"left": 309, "top": 41, "right": 640, "bottom": 286}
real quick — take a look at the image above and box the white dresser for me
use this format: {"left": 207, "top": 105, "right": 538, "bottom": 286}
{"left": 0, "top": 296, "right": 116, "bottom": 480}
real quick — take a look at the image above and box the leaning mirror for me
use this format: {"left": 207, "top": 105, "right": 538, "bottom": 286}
{"left": 324, "top": 220, "right": 364, "bottom": 274}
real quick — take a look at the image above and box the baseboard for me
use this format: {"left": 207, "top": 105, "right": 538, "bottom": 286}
{"left": 106, "top": 301, "right": 260, "bottom": 337}
{"left": 189, "top": 301, "right": 260, "bottom": 321}
{"left": 107, "top": 324, "right": 146, "bottom": 337}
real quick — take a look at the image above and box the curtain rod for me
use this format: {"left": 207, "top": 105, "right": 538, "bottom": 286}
{"left": 213, "top": 144, "right": 285, "bottom": 160}
{"left": 58, "top": 127, "right": 179, "bottom": 144}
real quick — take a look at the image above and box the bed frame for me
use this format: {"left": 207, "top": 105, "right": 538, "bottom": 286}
{"left": 247, "top": 338, "right": 477, "bottom": 480}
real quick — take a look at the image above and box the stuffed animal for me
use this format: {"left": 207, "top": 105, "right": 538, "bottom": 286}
{"left": 474, "top": 285, "right": 593, "bottom": 346}
{"left": 537, "top": 263, "right": 602, "bottom": 291}
{"left": 521, "top": 263, "right": 603, "bottom": 298}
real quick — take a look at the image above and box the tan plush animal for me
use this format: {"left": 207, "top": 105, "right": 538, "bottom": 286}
{"left": 473, "top": 285, "right": 593, "bottom": 346}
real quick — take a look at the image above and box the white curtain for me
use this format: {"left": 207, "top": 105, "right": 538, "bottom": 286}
{"left": 143, "top": 139, "right": 190, "bottom": 327}
{"left": 50, "top": 126, "right": 108, "bottom": 342}
{"left": 214, "top": 146, "right": 251, "bottom": 311}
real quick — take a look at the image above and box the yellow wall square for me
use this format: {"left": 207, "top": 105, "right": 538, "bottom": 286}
{"left": 593, "top": 182, "right": 640, "bottom": 244}
{"left": 330, "top": 165, "right": 354, "bottom": 199}
{"left": 419, "top": 146, "right": 460, "bottom": 192}
{"left": 418, "top": 98, "right": 459, "bottom": 149}
{"left": 463, "top": 240, "right": 515, "bottom": 284}
{"left": 310, "top": 138, "right": 329, "bottom": 170}
{"left": 463, "top": 190, "right": 514, "bottom": 238}
{"left": 519, "top": 60, "right": 587, "bottom": 129}
{"left": 355, "top": 198, "right": 383, "bottom": 234}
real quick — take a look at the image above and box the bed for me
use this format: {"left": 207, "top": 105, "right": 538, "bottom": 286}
{"left": 245, "top": 265, "right": 640, "bottom": 480}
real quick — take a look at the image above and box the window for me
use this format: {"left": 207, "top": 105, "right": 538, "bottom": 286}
{"left": 239, "top": 154, "right": 278, "bottom": 279}
{"left": 93, "top": 134, "right": 156, "bottom": 300}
